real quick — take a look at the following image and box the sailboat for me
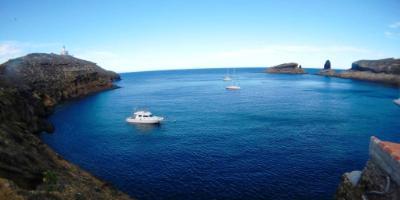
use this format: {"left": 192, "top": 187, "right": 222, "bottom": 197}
{"left": 223, "top": 69, "right": 232, "bottom": 81}
{"left": 225, "top": 69, "right": 240, "bottom": 90}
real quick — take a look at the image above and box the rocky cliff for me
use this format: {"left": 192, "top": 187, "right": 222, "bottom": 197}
{"left": 0, "top": 53, "right": 132, "bottom": 200}
{"left": 266, "top": 62, "right": 306, "bottom": 74}
{"left": 318, "top": 58, "right": 400, "bottom": 87}
{"left": 351, "top": 58, "right": 400, "bottom": 74}
{"left": 336, "top": 137, "right": 400, "bottom": 200}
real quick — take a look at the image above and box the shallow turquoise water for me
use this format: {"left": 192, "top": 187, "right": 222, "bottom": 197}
{"left": 41, "top": 68, "right": 400, "bottom": 200}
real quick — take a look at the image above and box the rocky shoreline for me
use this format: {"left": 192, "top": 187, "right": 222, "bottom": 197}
{"left": 0, "top": 53, "right": 132, "bottom": 200}
{"left": 318, "top": 58, "right": 400, "bottom": 87}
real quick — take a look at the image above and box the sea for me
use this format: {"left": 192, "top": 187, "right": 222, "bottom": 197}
{"left": 41, "top": 68, "right": 400, "bottom": 200}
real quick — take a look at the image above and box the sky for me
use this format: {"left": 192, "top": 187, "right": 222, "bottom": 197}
{"left": 0, "top": 0, "right": 399, "bottom": 72}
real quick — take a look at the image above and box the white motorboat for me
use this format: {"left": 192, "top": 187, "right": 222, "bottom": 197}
{"left": 126, "top": 110, "right": 164, "bottom": 124}
{"left": 226, "top": 85, "right": 241, "bottom": 90}
{"left": 394, "top": 98, "right": 400, "bottom": 106}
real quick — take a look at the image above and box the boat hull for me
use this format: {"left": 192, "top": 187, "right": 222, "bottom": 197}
{"left": 126, "top": 117, "right": 164, "bottom": 124}
{"left": 394, "top": 99, "right": 400, "bottom": 106}
{"left": 226, "top": 86, "right": 240, "bottom": 90}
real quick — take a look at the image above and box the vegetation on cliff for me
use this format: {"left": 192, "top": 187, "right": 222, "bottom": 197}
{"left": 0, "top": 53, "right": 132, "bottom": 199}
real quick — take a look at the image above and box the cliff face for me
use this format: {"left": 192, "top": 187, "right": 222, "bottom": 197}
{"left": 319, "top": 58, "right": 400, "bottom": 87}
{"left": 336, "top": 137, "right": 400, "bottom": 200}
{"left": 0, "top": 53, "right": 120, "bottom": 103}
{"left": 266, "top": 62, "right": 306, "bottom": 74}
{"left": 0, "top": 53, "right": 131, "bottom": 200}
{"left": 351, "top": 58, "right": 400, "bottom": 75}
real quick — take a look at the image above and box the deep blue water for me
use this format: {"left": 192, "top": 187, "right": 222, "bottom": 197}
{"left": 41, "top": 68, "right": 400, "bottom": 200}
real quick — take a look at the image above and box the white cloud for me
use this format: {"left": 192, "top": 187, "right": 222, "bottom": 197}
{"left": 0, "top": 41, "right": 24, "bottom": 62}
{"left": 199, "top": 45, "right": 377, "bottom": 69}
{"left": 384, "top": 31, "right": 400, "bottom": 39}
{"left": 389, "top": 21, "right": 400, "bottom": 29}
{"left": 0, "top": 41, "right": 61, "bottom": 64}
{"left": 0, "top": 42, "right": 387, "bottom": 72}
{"left": 385, "top": 21, "right": 400, "bottom": 39}
{"left": 77, "top": 50, "right": 133, "bottom": 72}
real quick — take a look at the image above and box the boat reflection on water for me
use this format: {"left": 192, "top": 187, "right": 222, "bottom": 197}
{"left": 131, "top": 123, "right": 161, "bottom": 133}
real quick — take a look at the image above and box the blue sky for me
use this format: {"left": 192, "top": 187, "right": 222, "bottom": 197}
{"left": 1, "top": 0, "right": 399, "bottom": 72}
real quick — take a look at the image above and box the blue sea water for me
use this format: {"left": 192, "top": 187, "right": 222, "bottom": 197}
{"left": 41, "top": 68, "right": 400, "bottom": 200}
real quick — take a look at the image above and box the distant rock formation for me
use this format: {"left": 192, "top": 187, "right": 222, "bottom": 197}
{"left": 336, "top": 137, "right": 400, "bottom": 200}
{"left": 351, "top": 58, "right": 400, "bottom": 74}
{"left": 318, "top": 60, "right": 336, "bottom": 76}
{"left": 0, "top": 53, "right": 131, "bottom": 200}
{"left": 318, "top": 58, "right": 400, "bottom": 86}
{"left": 324, "top": 60, "right": 331, "bottom": 70}
{"left": 266, "top": 62, "right": 306, "bottom": 74}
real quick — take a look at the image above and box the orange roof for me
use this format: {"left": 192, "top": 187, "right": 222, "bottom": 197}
{"left": 379, "top": 141, "right": 400, "bottom": 161}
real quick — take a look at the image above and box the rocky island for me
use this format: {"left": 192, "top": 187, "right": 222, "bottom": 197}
{"left": 0, "top": 53, "right": 132, "bottom": 199}
{"left": 266, "top": 62, "right": 306, "bottom": 74}
{"left": 319, "top": 58, "right": 400, "bottom": 87}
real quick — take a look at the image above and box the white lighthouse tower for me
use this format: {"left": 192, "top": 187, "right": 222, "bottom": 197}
{"left": 60, "top": 45, "right": 69, "bottom": 56}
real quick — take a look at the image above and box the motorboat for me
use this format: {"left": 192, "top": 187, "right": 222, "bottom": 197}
{"left": 126, "top": 110, "right": 164, "bottom": 124}
{"left": 394, "top": 98, "right": 400, "bottom": 106}
{"left": 226, "top": 85, "right": 241, "bottom": 90}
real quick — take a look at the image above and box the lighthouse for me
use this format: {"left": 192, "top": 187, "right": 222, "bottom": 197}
{"left": 60, "top": 45, "right": 69, "bottom": 56}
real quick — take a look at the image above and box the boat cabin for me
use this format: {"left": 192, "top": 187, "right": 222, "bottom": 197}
{"left": 134, "top": 111, "right": 153, "bottom": 118}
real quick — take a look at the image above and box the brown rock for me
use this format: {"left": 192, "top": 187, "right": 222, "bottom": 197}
{"left": 0, "top": 53, "right": 133, "bottom": 199}
{"left": 266, "top": 62, "right": 306, "bottom": 74}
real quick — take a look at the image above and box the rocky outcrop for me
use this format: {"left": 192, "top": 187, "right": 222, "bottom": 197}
{"left": 0, "top": 53, "right": 132, "bottom": 199}
{"left": 335, "top": 70, "right": 400, "bottom": 86}
{"left": 351, "top": 58, "right": 400, "bottom": 74}
{"left": 321, "top": 58, "right": 400, "bottom": 87}
{"left": 324, "top": 60, "right": 331, "bottom": 70}
{"left": 318, "top": 60, "right": 336, "bottom": 76}
{"left": 336, "top": 137, "right": 400, "bottom": 200}
{"left": 266, "top": 62, "right": 306, "bottom": 74}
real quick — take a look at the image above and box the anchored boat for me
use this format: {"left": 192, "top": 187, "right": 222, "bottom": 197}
{"left": 126, "top": 110, "right": 164, "bottom": 124}
{"left": 225, "top": 68, "right": 240, "bottom": 90}
{"left": 394, "top": 98, "right": 400, "bottom": 106}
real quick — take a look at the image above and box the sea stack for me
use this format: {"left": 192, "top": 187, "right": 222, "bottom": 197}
{"left": 324, "top": 60, "right": 331, "bottom": 70}
{"left": 336, "top": 137, "right": 400, "bottom": 199}
{"left": 266, "top": 62, "right": 306, "bottom": 74}
{"left": 318, "top": 60, "right": 336, "bottom": 76}
{"left": 0, "top": 53, "right": 131, "bottom": 199}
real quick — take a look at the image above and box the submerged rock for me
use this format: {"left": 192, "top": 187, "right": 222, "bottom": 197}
{"left": 0, "top": 53, "right": 132, "bottom": 199}
{"left": 266, "top": 62, "right": 306, "bottom": 74}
